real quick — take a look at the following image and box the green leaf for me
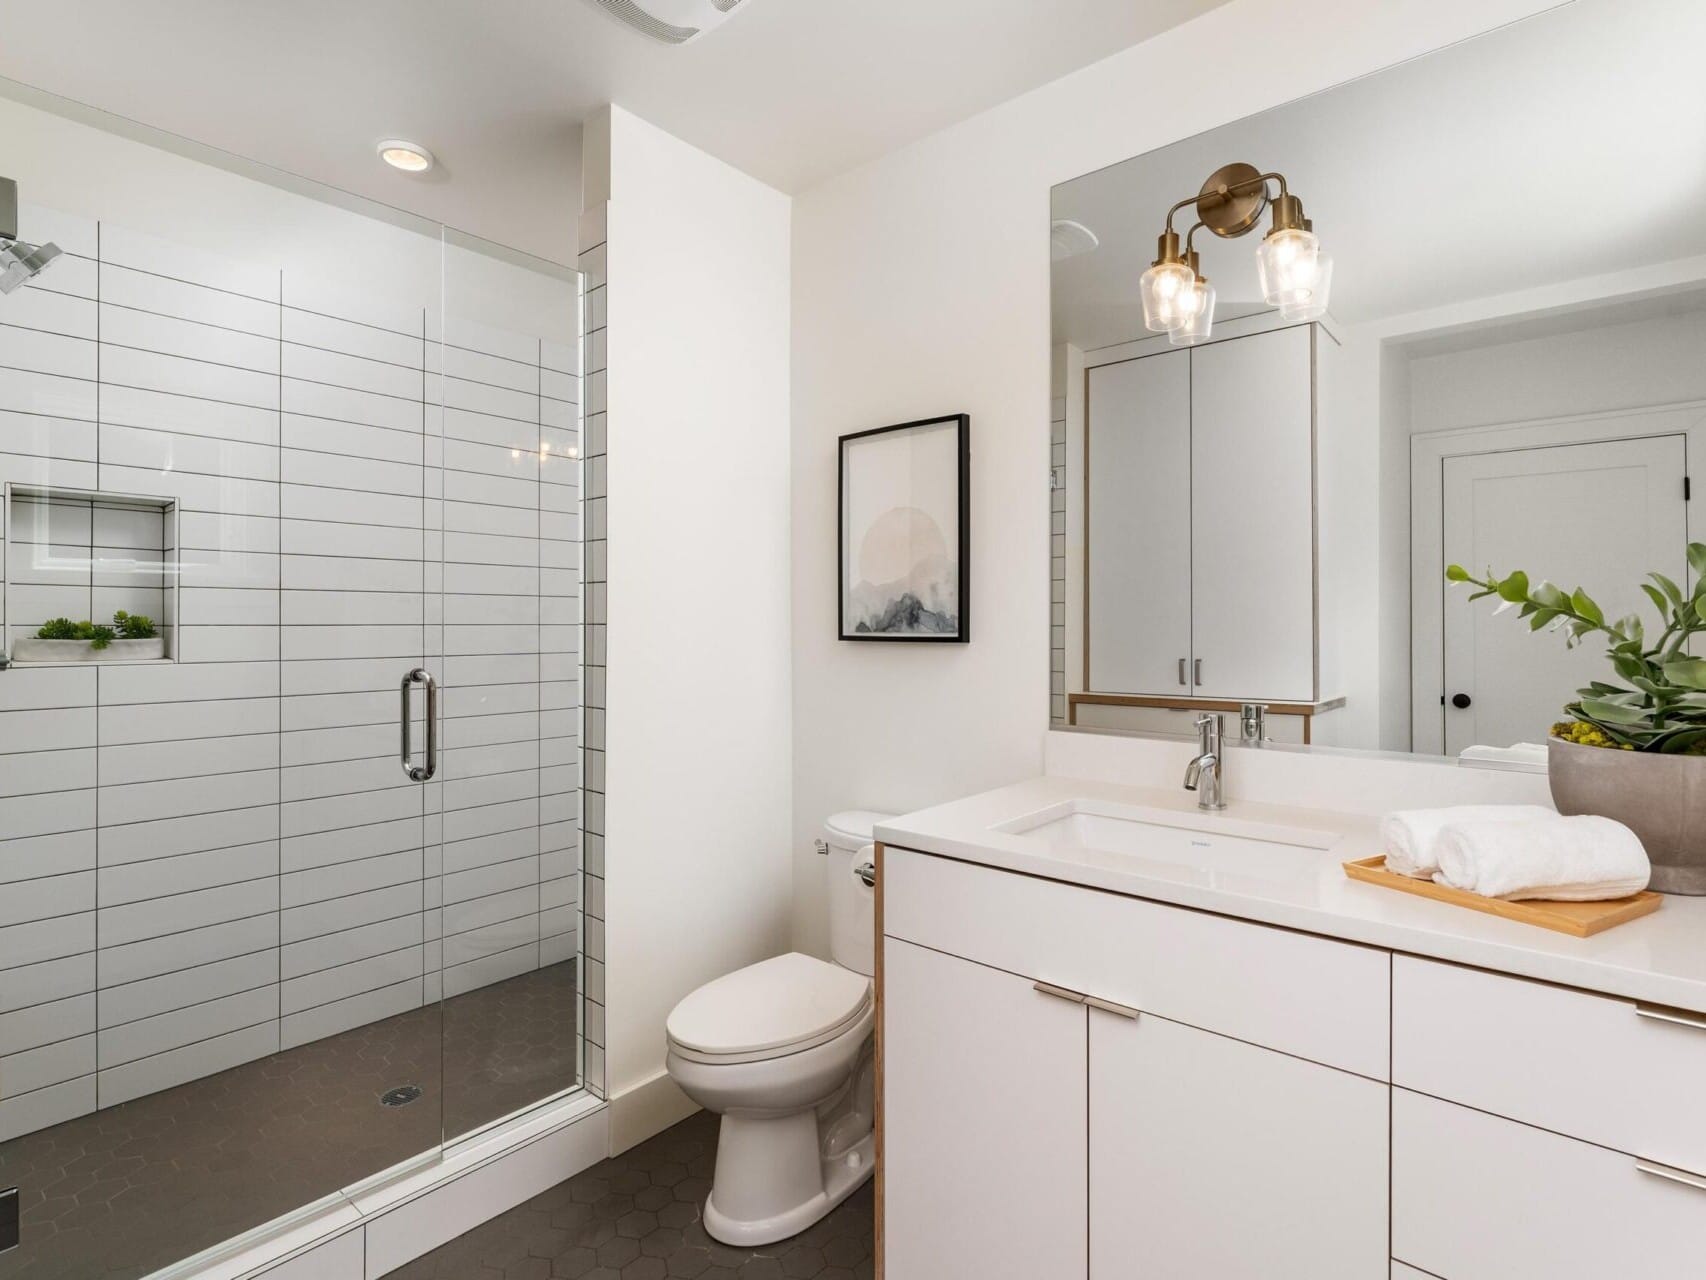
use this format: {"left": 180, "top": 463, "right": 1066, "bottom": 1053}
{"left": 1580, "top": 698, "right": 1650, "bottom": 725}
{"left": 1532, "top": 581, "right": 1569, "bottom": 611}
{"left": 1496, "top": 570, "right": 1530, "bottom": 603}
{"left": 1642, "top": 583, "right": 1670, "bottom": 619}
{"left": 1445, "top": 564, "right": 1470, "bottom": 582}
{"left": 1650, "top": 572, "right": 1685, "bottom": 608}
{"left": 1688, "top": 542, "right": 1706, "bottom": 580}
{"left": 1661, "top": 658, "right": 1706, "bottom": 691}
{"left": 1570, "top": 589, "right": 1604, "bottom": 625}
{"left": 1528, "top": 608, "right": 1558, "bottom": 631}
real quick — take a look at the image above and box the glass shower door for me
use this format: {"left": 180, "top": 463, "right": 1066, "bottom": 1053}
{"left": 436, "top": 229, "right": 583, "bottom": 1143}
{"left": 0, "top": 191, "right": 450, "bottom": 1280}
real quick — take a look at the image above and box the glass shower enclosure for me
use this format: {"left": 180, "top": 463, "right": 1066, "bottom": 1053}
{"left": 0, "top": 117, "right": 583, "bottom": 1280}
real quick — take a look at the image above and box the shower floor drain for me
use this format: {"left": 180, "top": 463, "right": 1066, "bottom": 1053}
{"left": 380, "top": 1085, "right": 423, "bottom": 1108}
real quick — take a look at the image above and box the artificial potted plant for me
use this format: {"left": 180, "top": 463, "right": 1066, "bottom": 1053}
{"left": 1448, "top": 543, "right": 1706, "bottom": 894}
{"left": 13, "top": 610, "right": 165, "bottom": 663}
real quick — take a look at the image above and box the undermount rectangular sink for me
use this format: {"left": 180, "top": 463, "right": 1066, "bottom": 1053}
{"left": 992, "top": 800, "right": 1339, "bottom": 886}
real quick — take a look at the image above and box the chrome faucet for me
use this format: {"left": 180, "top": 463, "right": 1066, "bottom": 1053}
{"left": 1183, "top": 713, "right": 1227, "bottom": 810}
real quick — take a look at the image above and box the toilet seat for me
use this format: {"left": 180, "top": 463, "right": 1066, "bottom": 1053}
{"left": 667, "top": 953, "right": 872, "bottom": 1066}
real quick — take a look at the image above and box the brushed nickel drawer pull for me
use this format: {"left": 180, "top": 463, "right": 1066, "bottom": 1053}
{"left": 1635, "top": 1002, "right": 1706, "bottom": 1033}
{"left": 1085, "top": 995, "right": 1140, "bottom": 1020}
{"left": 1033, "top": 981, "right": 1086, "bottom": 1005}
{"left": 1636, "top": 1159, "right": 1706, "bottom": 1193}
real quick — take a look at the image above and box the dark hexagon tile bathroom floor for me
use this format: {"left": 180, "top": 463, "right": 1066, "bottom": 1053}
{"left": 385, "top": 1109, "right": 875, "bottom": 1280}
{"left": 0, "top": 961, "right": 578, "bottom": 1280}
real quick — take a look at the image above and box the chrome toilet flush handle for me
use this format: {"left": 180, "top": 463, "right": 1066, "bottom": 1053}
{"left": 854, "top": 860, "right": 877, "bottom": 887}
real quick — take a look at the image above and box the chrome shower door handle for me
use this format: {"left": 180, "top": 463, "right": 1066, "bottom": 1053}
{"left": 400, "top": 667, "right": 438, "bottom": 782}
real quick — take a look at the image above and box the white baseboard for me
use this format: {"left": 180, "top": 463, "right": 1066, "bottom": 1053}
{"left": 146, "top": 1092, "right": 609, "bottom": 1280}
{"left": 608, "top": 1069, "right": 699, "bottom": 1154}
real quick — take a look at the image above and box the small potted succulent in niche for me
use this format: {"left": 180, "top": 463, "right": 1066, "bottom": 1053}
{"left": 1448, "top": 543, "right": 1706, "bottom": 894}
{"left": 13, "top": 611, "right": 164, "bottom": 663}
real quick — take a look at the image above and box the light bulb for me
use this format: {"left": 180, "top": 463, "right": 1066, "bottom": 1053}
{"left": 1256, "top": 227, "right": 1320, "bottom": 308}
{"left": 1278, "top": 250, "right": 1333, "bottom": 322}
{"left": 1169, "top": 276, "right": 1216, "bottom": 346}
{"left": 1139, "top": 260, "right": 1196, "bottom": 333}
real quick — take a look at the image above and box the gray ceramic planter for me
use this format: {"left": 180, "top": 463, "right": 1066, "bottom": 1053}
{"left": 1548, "top": 736, "right": 1706, "bottom": 895}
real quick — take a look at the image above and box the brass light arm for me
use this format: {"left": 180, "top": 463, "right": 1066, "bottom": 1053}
{"left": 1161, "top": 171, "right": 1287, "bottom": 233}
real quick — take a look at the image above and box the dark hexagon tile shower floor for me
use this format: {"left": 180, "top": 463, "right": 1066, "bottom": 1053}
{"left": 0, "top": 961, "right": 578, "bottom": 1280}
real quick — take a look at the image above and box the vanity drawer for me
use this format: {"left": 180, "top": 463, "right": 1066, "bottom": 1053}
{"left": 882, "top": 846, "right": 1388, "bottom": 1078}
{"left": 1393, "top": 1090, "right": 1706, "bottom": 1280}
{"left": 1394, "top": 956, "right": 1706, "bottom": 1173}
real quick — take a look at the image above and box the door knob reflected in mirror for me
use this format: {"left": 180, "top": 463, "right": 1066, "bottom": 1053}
{"left": 1451, "top": 693, "right": 1472, "bottom": 710}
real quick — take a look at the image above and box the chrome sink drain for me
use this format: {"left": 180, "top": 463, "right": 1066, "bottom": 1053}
{"left": 380, "top": 1084, "right": 423, "bottom": 1108}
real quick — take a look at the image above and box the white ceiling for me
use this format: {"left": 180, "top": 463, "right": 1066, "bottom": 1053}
{"left": 0, "top": 0, "right": 1228, "bottom": 264}
{"left": 1052, "top": 0, "right": 1706, "bottom": 352}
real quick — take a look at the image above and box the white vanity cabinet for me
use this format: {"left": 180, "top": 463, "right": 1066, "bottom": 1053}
{"left": 880, "top": 846, "right": 1389, "bottom": 1280}
{"left": 1089, "top": 1008, "right": 1387, "bottom": 1279}
{"left": 1086, "top": 322, "right": 1325, "bottom": 703}
{"left": 883, "top": 938, "right": 1088, "bottom": 1278}
{"left": 1390, "top": 957, "right": 1706, "bottom": 1280}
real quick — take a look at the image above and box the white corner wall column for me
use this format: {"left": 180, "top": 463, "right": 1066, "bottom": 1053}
{"left": 581, "top": 105, "right": 795, "bottom": 1155}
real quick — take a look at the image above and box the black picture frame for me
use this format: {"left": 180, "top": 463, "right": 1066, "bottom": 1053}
{"left": 837, "top": 413, "right": 970, "bottom": 643}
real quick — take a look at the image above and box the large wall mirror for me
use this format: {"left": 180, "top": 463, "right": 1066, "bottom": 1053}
{"left": 1049, "top": 0, "right": 1706, "bottom": 761}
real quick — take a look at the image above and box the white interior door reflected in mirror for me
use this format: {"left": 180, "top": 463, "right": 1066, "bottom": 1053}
{"left": 1439, "top": 436, "right": 1687, "bottom": 756}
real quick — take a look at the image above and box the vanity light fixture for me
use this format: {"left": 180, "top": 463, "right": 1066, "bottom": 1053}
{"left": 377, "top": 140, "right": 435, "bottom": 173}
{"left": 1139, "top": 162, "right": 1332, "bottom": 337}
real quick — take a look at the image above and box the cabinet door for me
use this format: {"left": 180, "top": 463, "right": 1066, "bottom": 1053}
{"left": 1393, "top": 1089, "right": 1706, "bottom": 1280}
{"left": 883, "top": 937, "right": 1087, "bottom": 1280}
{"left": 1189, "top": 325, "right": 1316, "bottom": 701}
{"left": 1086, "top": 351, "right": 1192, "bottom": 695}
{"left": 1090, "top": 1009, "right": 1387, "bottom": 1279}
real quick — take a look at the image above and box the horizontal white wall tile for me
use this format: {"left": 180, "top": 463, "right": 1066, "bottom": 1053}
{"left": 98, "top": 1019, "right": 277, "bottom": 1108}
{"left": 100, "top": 948, "right": 277, "bottom": 1028}
{"left": 0, "top": 1074, "right": 94, "bottom": 1143}
{"left": 99, "top": 805, "right": 279, "bottom": 867}
{"left": 101, "top": 913, "right": 278, "bottom": 986}
{"left": 99, "top": 263, "right": 276, "bottom": 335}
{"left": 100, "top": 302, "right": 278, "bottom": 374}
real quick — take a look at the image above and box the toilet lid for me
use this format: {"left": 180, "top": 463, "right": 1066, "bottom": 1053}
{"left": 666, "top": 953, "right": 872, "bottom": 1058}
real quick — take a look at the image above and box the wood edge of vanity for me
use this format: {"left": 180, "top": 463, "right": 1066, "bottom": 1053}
{"left": 873, "top": 839, "right": 885, "bottom": 1280}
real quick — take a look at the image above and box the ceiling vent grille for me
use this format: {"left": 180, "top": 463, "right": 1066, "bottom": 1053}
{"left": 589, "top": 0, "right": 751, "bottom": 44}
{"left": 594, "top": 0, "right": 698, "bottom": 43}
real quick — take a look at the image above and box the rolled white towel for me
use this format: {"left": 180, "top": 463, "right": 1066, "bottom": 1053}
{"left": 1433, "top": 814, "right": 1651, "bottom": 901}
{"left": 1379, "top": 805, "right": 1553, "bottom": 879}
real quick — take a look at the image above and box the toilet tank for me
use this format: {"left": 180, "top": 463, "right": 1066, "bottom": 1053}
{"left": 824, "top": 810, "right": 892, "bottom": 977}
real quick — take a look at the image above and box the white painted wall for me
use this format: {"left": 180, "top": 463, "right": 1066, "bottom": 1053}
{"left": 596, "top": 106, "right": 794, "bottom": 1144}
{"left": 788, "top": 0, "right": 1562, "bottom": 955}
{"left": 1406, "top": 307, "right": 1706, "bottom": 434}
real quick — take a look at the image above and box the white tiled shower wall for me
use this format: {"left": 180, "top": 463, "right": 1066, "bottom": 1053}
{"left": 0, "top": 203, "right": 581, "bottom": 1142}
{"left": 575, "top": 211, "right": 606, "bottom": 1101}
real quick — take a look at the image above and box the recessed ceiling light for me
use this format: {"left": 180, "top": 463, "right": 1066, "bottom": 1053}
{"left": 378, "top": 140, "right": 434, "bottom": 173}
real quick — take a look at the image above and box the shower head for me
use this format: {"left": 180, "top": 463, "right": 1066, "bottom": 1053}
{"left": 0, "top": 175, "right": 63, "bottom": 295}
{"left": 0, "top": 239, "right": 61, "bottom": 295}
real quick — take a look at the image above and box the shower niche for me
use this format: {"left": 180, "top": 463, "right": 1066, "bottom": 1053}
{"left": 2, "top": 482, "right": 178, "bottom": 665}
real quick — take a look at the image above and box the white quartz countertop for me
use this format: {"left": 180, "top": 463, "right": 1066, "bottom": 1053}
{"left": 874, "top": 773, "right": 1706, "bottom": 1016}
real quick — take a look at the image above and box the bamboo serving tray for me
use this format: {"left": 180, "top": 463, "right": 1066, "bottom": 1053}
{"left": 1342, "top": 856, "right": 1662, "bottom": 937}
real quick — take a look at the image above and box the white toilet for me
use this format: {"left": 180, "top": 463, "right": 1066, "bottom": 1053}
{"left": 665, "top": 810, "right": 890, "bottom": 1246}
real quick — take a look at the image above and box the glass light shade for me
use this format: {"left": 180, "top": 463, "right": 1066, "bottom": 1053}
{"left": 1255, "top": 227, "right": 1320, "bottom": 308}
{"left": 1169, "top": 276, "right": 1216, "bottom": 345}
{"left": 1278, "top": 250, "right": 1333, "bottom": 321}
{"left": 1139, "top": 259, "right": 1195, "bottom": 333}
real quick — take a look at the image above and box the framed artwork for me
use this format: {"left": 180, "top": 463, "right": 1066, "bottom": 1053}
{"left": 838, "top": 413, "right": 969, "bottom": 642}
